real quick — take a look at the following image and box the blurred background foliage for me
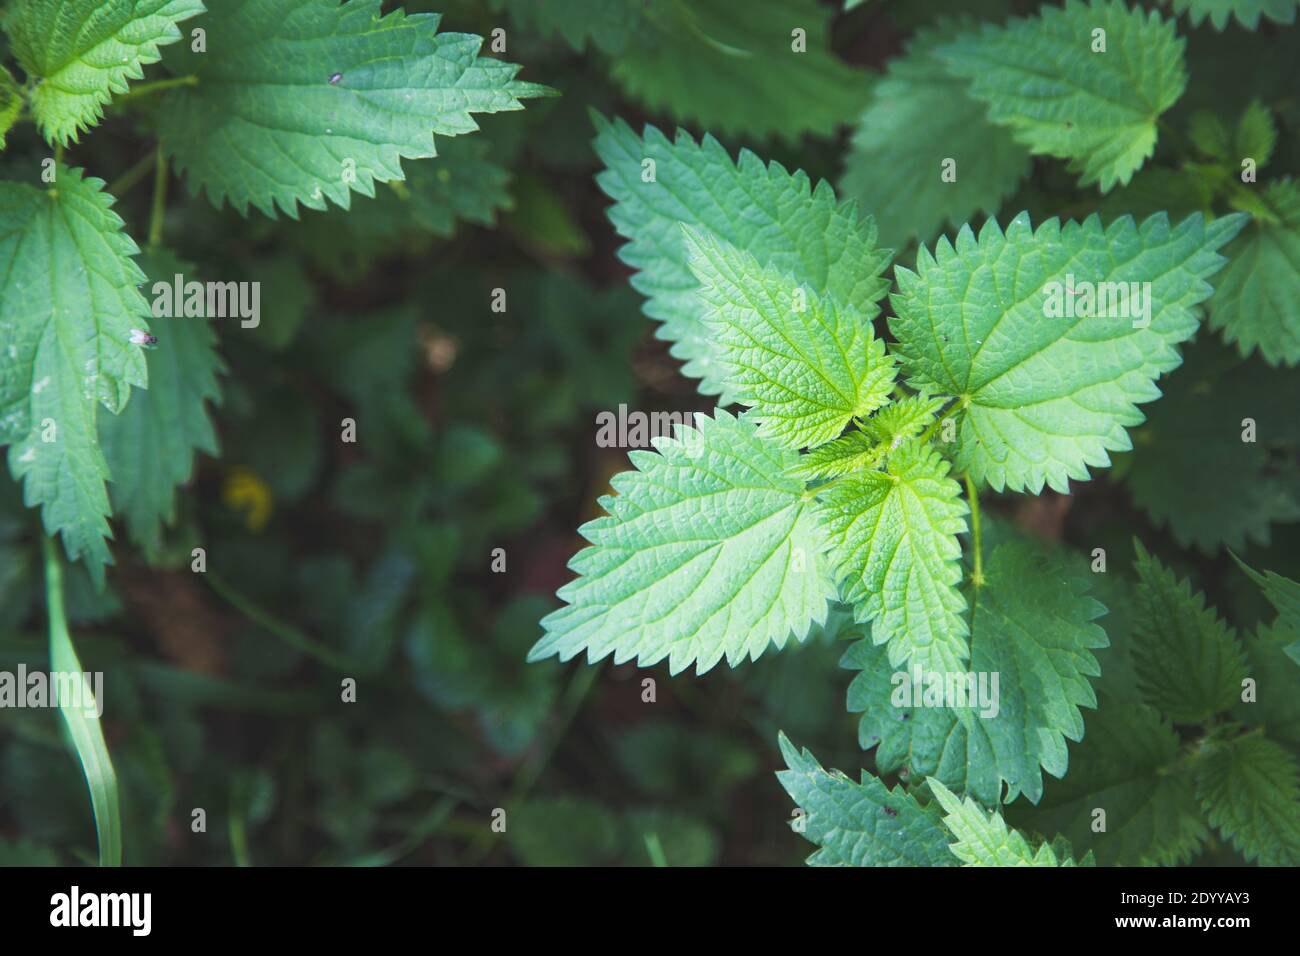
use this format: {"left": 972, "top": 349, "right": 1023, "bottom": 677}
{"left": 1, "top": 0, "right": 1298, "bottom": 866}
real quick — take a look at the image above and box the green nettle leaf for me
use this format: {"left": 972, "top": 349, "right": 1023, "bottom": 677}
{"left": 6, "top": 0, "right": 206, "bottom": 145}
{"left": 860, "top": 394, "right": 947, "bottom": 448}
{"left": 1235, "top": 627, "right": 1300, "bottom": 738}
{"left": 1208, "top": 180, "right": 1300, "bottom": 366}
{"left": 1130, "top": 542, "right": 1247, "bottom": 723}
{"left": 1009, "top": 694, "right": 1207, "bottom": 865}
{"left": 776, "top": 734, "right": 956, "bottom": 867}
{"left": 1235, "top": 101, "right": 1276, "bottom": 167}
{"left": 1235, "top": 558, "right": 1300, "bottom": 666}
{"left": 1124, "top": 341, "right": 1300, "bottom": 553}
{"left": 940, "top": 0, "right": 1187, "bottom": 192}
{"left": 0, "top": 167, "right": 151, "bottom": 577}
{"left": 788, "top": 431, "right": 883, "bottom": 481}
{"left": 486, "top": 0, "right": 638, "bottom": 54}
{"left": 592, "top": 114, "right": 890, "bottom": 400}
{"left": 967, "top": 541, "right": 1109, "bottom": 804}
{"left": 1196, "top": 735, "right": 1300, "bottom": 866}
{"left": 158, "top": 0, "right": 547, "bottom": 217}
{"left": 683, "top": 227, "right": 895, "bottom": 450}
{"left": 890, "top": 210, "right": 1246, "bottom": 493}
{"left": 99, "top": 251, "right": 224, "bottom": 558}
{"left": 1166, "top": 0, "right": 1298, "bottom": 31}
{"left": 528, "top": 410, "right": 837, "bottom": 675}
{"left": 843, "top": 638, "right": 1003, "bottom": 807}
{"left": 0, "top": 66, "right": 24, "bottom": 148}
{"left": 611, "top": 0, "right": 871, "bottom": 143}
{"left": 817, "top": 442, "right": 970, "bottom": 674}
{"left": 841, "top": 22, "right": 1032, "bottom": 250}
{"left": 929, "top": 779, "right": 1079, "bottom": 866}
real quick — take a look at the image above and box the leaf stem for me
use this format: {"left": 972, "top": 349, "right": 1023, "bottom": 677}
{"left": 147, "top": 145, "right": 167, "bottom": 249}
{"left": 206, "top": 572, "right": 365, "bottom": 674}
{"left": 116, "top": 74, "right": 198, "bottom": 101}
{"left": 107, "top": 151, "right": 158, "bottom": 198}
{"left": 916, "top": 399, "right": 959, "bottom": 447}
{"left": 42, "top": 536, "right": 122, "bottom": 867}
{"left": 964, "top": 474, "right": 984, "bottom": 589}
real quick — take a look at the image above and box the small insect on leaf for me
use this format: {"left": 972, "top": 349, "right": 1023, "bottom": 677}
{"left": 882, "top": 806, "right": 899, "bottom": 818}
{"left": 328, "top": 72, "right": 343, "bottom": 85}
{"left": 129, "top": 329, "right": 159, "bottom": 348}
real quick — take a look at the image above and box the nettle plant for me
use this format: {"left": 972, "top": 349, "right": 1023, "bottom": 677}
{"left": 532, "top": 0, "right": 1300, "bottom": 867}
{"left": 0, "top": 0, "right": 546, "bottom": 865}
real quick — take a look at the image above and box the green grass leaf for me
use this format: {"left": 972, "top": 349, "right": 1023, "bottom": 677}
{"left": 940, "top": 0, "right": 1187, "bottom": 192}
{"left": 0, "top": 166, "right": 152, "bottom": 579}
{"left": 1196, "top": 734, "right": 1300, "bottom": 866}
{"left": 7, "top": 0, "right": 206, "bottom": 145}
{"left": 42, "top": 536, "right": 120, "bottom": 866}
{"left": 158, "top": 0, "right": 548, "bottom": 217}
{"left": 1209, "top": 180, "right": 1300, "bottom": 366}
{"left": 99, "top": 251, "right": 224, "bottom": 558}
{"left": 592, "top": 114, "right": 890, "bottom": 401}
{"left": 530, "top": 409, "right": 837, "bottom": 675}
{"left": 817, "top": 442, "right": 970, "bottom": 673}
{"left": 1130, "top": 541, "right": 1248, "bottom": 723}
{"left": 841, "top": 21, "right": 1031, "bottom": 250}
{"left": 776, "top": 734, "right": 956, "bottom": 866}
{"left": 890, "top": 210, "right": 1245, "bottom": 493}
{"left": 683, "top": 227, "right": 895, "bottom": 449}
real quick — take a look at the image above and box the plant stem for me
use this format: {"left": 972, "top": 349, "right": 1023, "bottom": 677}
{"left": 206, "top": 572, "right": 364, "bottom": 674}
{"left": 116, "top": 74, "right": 198, "bottom": 101}
{"left": 917, "top": 399, "right": 959, "bottom": 447}
{"left": 42, "top": 537, "right": 122, "bottom": 867}
{"left": 147, "top": 145, "right": 167, "bottom": 249}
{"left": 107, "top": 150, "right": 158, "bottom": 198}
{"left": 964, "top": 474, "right": 984, "bottom": 588}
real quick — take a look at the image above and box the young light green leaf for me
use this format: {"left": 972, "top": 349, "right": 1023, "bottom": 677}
{"left": 0, "top": 66, "right": 23, "bottom": 149}
{"left": 890, "top": 210, "right": 1246, "bottom": 493}
{"left": 788, "top": 431, "right": 883, "bottom": 482}
{"left": 817, "top": 441, "right": 969, "bottom": 674}
{"left": 612, "top": 0, "right": 871, "bottom": 143}
{"left": 7, "top": 0, "right": 206, "bottom": 145}
{"left": 529, "top": 410, "right": 837, "bottom": 675}
{"left": 592, "top": 114, "right": 890, "bottom": 400}
{"left": 1009, "top": 694, "right": 1207, "bottom": 865}
{"left": 860, "top": 393, "right": 948, "bottom": 448}
{"left": 0, "top": 167, "right": 151, "bottom": 578}
{"left": 929, "top": 779, "right": 1076, "bottom": 866}
{"left": 940, "top": 0, "right": 1187, "bottom": 192}
{"left": 841, "top": 21, "right": 1032, "bottom": 250}
{"left": 159, "top": 0, "right": 548, "bottom": 217}
{"left": 683, "top": 227, "right": 895, "bottom": 450}
{"left": 776, "top": 734, "right": 956, "bottom": 867}
{"left": 1209, "top": 180, "right": 1300, "bottom": 366}
{"left": 99, "top": 251, "right": 224, "bottom": 558}
{"left": 1196, "top": 735, "right": 1300, "bottom": 866}
{"left": 1131, "top": 541, "right": 1247, "bottom": 722}
{"left": 1166, "top": 0, "right": 1298, "bottom": 30}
